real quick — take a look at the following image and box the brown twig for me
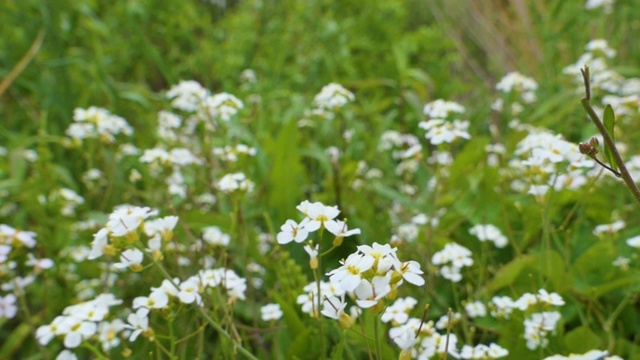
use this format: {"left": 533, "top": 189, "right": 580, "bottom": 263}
{"left": 580, "top": 66, "right": 640, "bottom": 204}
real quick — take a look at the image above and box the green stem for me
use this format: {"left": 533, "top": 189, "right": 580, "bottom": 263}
{"left": 149, "top": 257, "right": 259, "bottom": 360}
{"left": 315, "top": 227, "right": 326, "bottom": 360}
{"left": 580, "top": 66, "right": 640, "bottom": 204}
{"left": 373, "top": 319, "right": 382, "bottom": 360}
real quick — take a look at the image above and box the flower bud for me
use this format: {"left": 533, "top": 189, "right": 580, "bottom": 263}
{"left": 333, "top": 236, "right": 344, "bottom": 247}
{"left": 589, "top": 136, "right": 600, "bottom": 148}
{"left": 339, "top": 313, "right": 354, "bottom": 329}
{"left": 578, "top": 142, "right": 597, "bottom": 157}
{"left": 309, "top": 257, "right": 318, "bottom": 270}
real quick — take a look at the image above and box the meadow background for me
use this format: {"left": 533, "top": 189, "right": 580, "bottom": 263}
{"left": 1, "top": 0, "right": 640, "bottom": 359}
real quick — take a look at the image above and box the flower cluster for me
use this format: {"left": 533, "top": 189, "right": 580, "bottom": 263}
{"left": 545, "top": 349, "right": 622, "bottom": 360}
{"left": 313, "top": 83, "right": 355, "bottom": 111}
{"left": 419, "top": 99, "right": 470, "bottom": 146}
{"left": 166, "top": 80, "right": 243, "bottom": 124}
{"left": 469, "top": 224, "right": 508, "bottom": 248}
{"left": 431, "top": 242, "right": 473, "bottom": 282}
{"left": 277, "top": 200, "right": 360, "bottom": 246}
{"left": 88, "top": 205, "right": 178, "bottom": 261}
{"left": 0, "top": 224, "right": 54, "bottom": 320}
{"left": 217, "top": 172, "right": 255, "bottom": 194}
{"left": 65, "top": 107, "right": 133, "bottom": 145}
{"left": 506, "top": 128, "right": 595, "bottom": 197}
{"left": 388, "top": 316, "right": 509, "bottom": 359}
{"left": 326, "top": 243, "right": 425, "bottom": 311}
{"left": 492, "top": 72, "right": 538, "bottom": 120}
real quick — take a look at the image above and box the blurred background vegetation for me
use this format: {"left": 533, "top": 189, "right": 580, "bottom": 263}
{"left": 2, "top": 0, "right": 638, "bottom": 221}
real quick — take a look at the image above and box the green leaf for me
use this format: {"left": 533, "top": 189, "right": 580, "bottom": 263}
{"left": 0, "top": 322, "right": 31, "bottom": 359}
{"left": 564, "top": 326, "right": 601, "bottom": 353}
{"left": 482, "top": 250, "right": 566, "bottom": 294}
{"left": 603, "top": 105, "right": 617, "bottom": 172}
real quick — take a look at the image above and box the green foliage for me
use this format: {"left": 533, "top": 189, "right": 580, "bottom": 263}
{"left": 1, "top": 0, "right": 640, "bottom": 359}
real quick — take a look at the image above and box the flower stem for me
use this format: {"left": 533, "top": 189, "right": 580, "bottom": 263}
{"left": 149, "top": 257, "right": 259, "bottom": 360}
{"left": 580, "top": 66, "right": 640, "bottom": 204}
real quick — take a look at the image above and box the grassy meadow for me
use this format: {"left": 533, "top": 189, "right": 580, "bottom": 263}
{"left": 1, "top": 0, "right": 640, "bottom": 359}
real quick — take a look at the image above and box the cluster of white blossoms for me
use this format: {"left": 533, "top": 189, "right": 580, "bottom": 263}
{"left": 88, "top": 205, "right": 178, "bottom": 262}
{"left": 506, "top": 128, "right": 595, "bottom": 197}
{"left": 419, "top": 99, "right": 471, "bottom": 145}
{"left": 276, "top": 200, "right": 360, "bottom": 247}
{"left": 38, "top": 188, "right": 85, "bottom": 216}
{"left": 469, "top": 224, "right": 508, "bottom": 248}
{"left": 431, "top": 242, "right": 473, "bottom": 282}
{"left": 545, "top": 349, "right": 622, "bottom": 360}
{"left": 37, "top": 269, "right": 247, "bottom": 354}
{"left": 492, "top": 72, "right": 538, "bottom": 117}
{"left": 35, "top": 201, "right": 249, "bottom": 357}
{"left": 0, "top": 224, "right": 54, "bottom": 321}
{"left": 212, "top": 144, "right": 257, "bottom": 162}
{"left": 487, "top": 289, "right": 565, "bottom": 350}
{"left": 585, "top": 0, "right": 615, "bottom": 12}
{"left": 299, "top": 83, "right": 355, "bottom": 125}
{"left": 217, "top": 172, "right": 255, "bottom": 194}
{"left": 593, "top": 219, "right": 625, "bottom": 236}
{"left": 564, "top": 40, "right": 640, "bottom": 121}
{"left": 260, "top": 303, "right": 283, "bottom": 321}
{"left": 313, "top": 83, "right": 355, "bottom": 111}
{"left": 388, "top": 315, "right": 508, "bottom": 359}
{"left": 36, "top": 294, "right": 123, "bottom": 350}
{"left": 387, "top": 289, "right": 564, "bottom": 358}
{"left": 325, "top": 242, "right": 425, "bottom": 311}
{"left": 277, "top": 200, "right": 426, "bottom": 346}
{"left": 65, "top": 106, "right": 134, "bottom": 145}
{"left": 166, "top": 80, "right": 243, "bottom": 124}
{"left": 378, "top": 130, "right": 423, "bottom": 176}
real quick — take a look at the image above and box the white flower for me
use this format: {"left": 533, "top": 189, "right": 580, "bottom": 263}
{"left": 515, "top": 292, "right": 538, "bottom": 311}
{"left": 469, "top": 224, "right": 508, "bottom": 248}
{"left": 537, "top": 289, "right": 565, "bottom": 307}
{"left": 56, "top": 349, "right": 78, "bottom": 360}
{"left": 98, "top": 319, "right": 126, "bottom": 351}
{"left": 0, "top": 294, "right": 18, "bottom": 319}
{"left": 166, "top": 80, "right": 208, "bottom": 112}
{"left": 112, "top": 249, "right": 144, "bottom": 270}
{"left": 392, "top": 326, "right": 418, "bottom": 351}
{"left": 260, "top": 303, "right": 283, "bottom": 321}
{"left": 313, "top": 83, "right": 355, "bottom": 110}
{"left": 396, "top": 260, "right": 425, "bottom": 286}
{"left": 125, "top": 309, "right": 150, "bottom": 342}
{"left": 321, "top": 295, "right": 347, "bottom": 320}
{"left": 177, "top": 277, "right": 202, "bottom": 305}
{"left": 217, "top": 172, "right": 254, "bottom": 193}
{"left": 423, "top": 99, "right": 465, "bottom": 118}
{"left": 593, "top": 220, "right": 626, "bottom": 236}
{"left": 327, "top": 252, "right": 375, "bottom": 292}
{"left": 381, "top": 297, "right": 417, "bottom": 324}
{"left": 202, "top": 226, "right": 231, "bottom": 246}
{"left": 464, "top": 300, "right": 487, "bottom": 318}
{"left": 303, "top": 202, "right": 340, "bottom": 232}
{"left": 625, "top": 235, "right": 640, "bottom": 248}
{"left": 276, "top": 219, "right": 310, "bottom": 244}
{"left": 490, "top": 296, "right": 516, "bottom": 319}
{"left": 133, "top": 289, "right": 169, "bottom": 310}
{"left": 57, "top": 315, "right": 98, "bottom": 348}
{"left": 354, "top": 274, "right": 392, "bottom": 308}
{"left": 325, "top": 220, "right": 361, "bottom": 238}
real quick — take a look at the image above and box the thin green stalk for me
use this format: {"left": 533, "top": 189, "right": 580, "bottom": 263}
{"left": 373, "top": 319, "right": 382, "bottom": 360}
{"left": 580, "top": 66, "right": 640, "bottom": 204}
{"left": 80, "top": 342, "right": 108, "bottom": 360}
{"left": 149, "top": 257, "right": 259, "bottom": 360}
